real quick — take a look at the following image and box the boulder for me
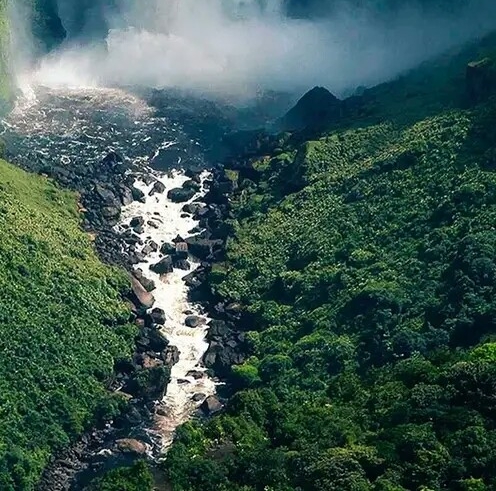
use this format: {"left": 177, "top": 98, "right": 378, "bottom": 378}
{"left": 119, "top": 186, "right": 134, "bottom": 206}
{"left": 147, "top": 329, "right": 169, "bottom": 352}
{"left": 150, "top": 256, "right": 173, "bottom": 275}
{"left": 130, "top": 276, "right": 155, "bottom": 309}
{"left": 132, "top": 186, "right": 146, "bottom": 203}
{"left": 173, "top": 259, "right": 191, "bottom": 270}
{"left": 208, "top": 319, "right": 230, "bottom": 338}
{"left": 186, "top": 370, "right": 204, "bottom": 380}
{"left": 201, "top": 395, "right": 223, "bottom": 415}
{"left": 132, "top": 270, "right": 156, "bottom": 293}
{"left": 175, "top": 242, "right": 189, "bottom": 259}
{"left": 182, "top": 203, "right": 201, "bottom": 215}
{"left": 150, "top": 308, "right": 166, "bottom": 325}
{"left": 101, "top": 206, "right": 120, "bottom": 220}
{"left": 149, "top": 180, "right": 166, "bottom": 196}
{"left": 130, "top": 216, "right": 145, "bottom": 228}
{"left": 167, "top": 187, "right": 196, "bottom": 203}
{"left": 95, "top": 184, "right": 117, "bottom": 204}
{"left": 162, "top": 345, "right": 180, "bottom": 367}
{"left": 192, "top": 393, "right": 206, "bottom": 402}
{"left": 160, "top": 242, "right": 176, "bottom": 255}
{"left": 185, "top": 315, "right": 207, "bottom": 328}
{"left": 115, "top": 439, "right": 147, "bottom": 455}
{"left": 185, "top": 236, "right": 223, "bottom": 260}
{"left": 183, "top": 179, "right": 201, "bottom": 191}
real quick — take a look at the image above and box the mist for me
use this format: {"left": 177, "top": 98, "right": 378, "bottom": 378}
{"left": 19, "top": 0, "right": 496, "bottom": 99}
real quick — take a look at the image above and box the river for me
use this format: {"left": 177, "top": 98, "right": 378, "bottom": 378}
{"left": 0, "top": 82, "right": 246, "bottom": 487}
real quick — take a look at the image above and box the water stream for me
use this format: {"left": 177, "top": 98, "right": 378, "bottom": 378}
{"left": 118, "top": 172, "right": 216, "bottom": 449}
{"left": 1, "top": 84, "right": 220, "bottom": 452}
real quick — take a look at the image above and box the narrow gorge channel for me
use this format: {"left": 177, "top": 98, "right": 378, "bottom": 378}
{"left": 118, "top": 171, "right": 217, "bottom": 449}
{"left": 0, "top": 82, "right": 239, "bottom": 488}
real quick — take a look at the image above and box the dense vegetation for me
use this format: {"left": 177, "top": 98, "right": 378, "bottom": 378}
{"left": 0, "top": 159, "right": 135, "bottom": 490}
{"left": 165, "top": 35, "right": 496, "bottom": 490}
{"left": 86, "top": 461, "right": 153, "bottom": 491}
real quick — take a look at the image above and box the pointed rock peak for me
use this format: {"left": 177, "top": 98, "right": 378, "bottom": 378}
{"left": 279, "top": 86, "right": 342, "bottom": 131}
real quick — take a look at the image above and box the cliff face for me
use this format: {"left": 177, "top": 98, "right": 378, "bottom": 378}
{"left": 0, "top": 0, "right": 13, "bottom": 111}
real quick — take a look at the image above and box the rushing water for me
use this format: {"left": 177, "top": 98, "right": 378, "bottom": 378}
{"left": 1, "top": 84, "right": 219, "bottom": 452}
{"left": 118, "top": 172, "right": 216, "bottom": 449}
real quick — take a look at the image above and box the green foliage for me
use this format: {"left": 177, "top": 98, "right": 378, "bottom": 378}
{"left": 85, "top": 461, "right": 153, "bottom": 491}
{"left": 165, "top": 33, "right": 496, "bottom": 491}
{"left": 0, "top": 159, "right": 135, "bottom": 489}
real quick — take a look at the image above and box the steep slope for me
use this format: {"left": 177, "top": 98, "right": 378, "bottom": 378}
{"left": 164, "top": 34, "right": 496, "bottom": 491}
{"left": 0, "top": 159, "right": 135, "bottom": 490}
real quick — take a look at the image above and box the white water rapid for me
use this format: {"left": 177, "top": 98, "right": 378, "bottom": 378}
{"left": 119, "top": 171, "right": 217, "bottom": 449}
{"left": 1, "top": 84, "right": 220, "bottom": 452}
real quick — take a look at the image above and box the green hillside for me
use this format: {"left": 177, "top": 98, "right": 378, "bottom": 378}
{"left": 165, "top": 35, "right": 496, "bottom": 491}
{"left": 0, "top": 159, "right": 135, "bottom": 490}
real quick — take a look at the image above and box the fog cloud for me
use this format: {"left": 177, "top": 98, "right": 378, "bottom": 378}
{"left": 23, "top": 0, "right": 496, "bottom": 98}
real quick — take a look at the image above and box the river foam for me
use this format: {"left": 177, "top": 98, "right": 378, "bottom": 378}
{"left": 119, "top": 170, "right": 216, "bottom": 449}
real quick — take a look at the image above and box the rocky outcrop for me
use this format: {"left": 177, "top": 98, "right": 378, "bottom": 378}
{"left": 278, "top": 86, "right": 343, "bottom": 131}
{"left": 466, "top": 58, "right": 496, "bottom": 104}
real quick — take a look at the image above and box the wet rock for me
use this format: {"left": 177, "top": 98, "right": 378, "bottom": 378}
{"left": 150, "top": 256, "right": 173, "bottom": 275}
{"left": 102, "top": 151, "right": 123, "bottom": 166}
{"left": 185, "top": 315, "right": 207, "bottom": 328}
{"left": 160, "top": 242, "right": 176, "bottom": 255}
{"left": 148, "top": 329, "right": 169, "bottom": 352}
{"left": 130, "top": 276, "right": 155, "bottom": 309}
{"left": 192, "top": 393, "right": 206, "bottom": 402}
{"left": 183, "top": 179, "right": 201, "bottom": 191}
{"left": 175, "top": 242, "right": 189, "bottom": 259}
{"left": 185, "top": 236, "right": 223, "bottom": 260}
{"left": 167, "top": 187, "right": 196, "bottom": 203}
{"left": 182, "top": 203, "right": 201, "bottom": 214}
{"left": 119, "top": 186, "right": 134, "bottom": 206}
{"left": 186, "top": 370, "right": 204, "bottom": 380}
{"left": 115, "top": 438, "right": 148, "bottom": 455}
{"left": 101, "top": 206, "right": 120, "bottom": 220}
{"left": 95, "top": 184, "right": 117, "bottom": 204}
{"left": 208, "top": 319, "right": 229, "bottom": 338}
{"left": 150, "top": 308, "right": 166, "bottom": 325}
{"left": 149, "top": 180, "right": 166, "bottom": 196}
{"left": 132, "top": 186, "right": 146, "bottom": 203}
{"left": 130, "top": 216, "right": 145, "bottom": 229}
{"left": 142, "top": 240, "right": 158, "bottom": 255}
{"left": 173, "top": 259, "right": 191, "bottom": 270}
{"left": 183, "top": 271, "right": 203, "bottom": 288}
{"left": 162, "top": 345, "right": 180, "bottom": 367}
{"left": 132, "top": 270, "right": 156, "bottom": 293}
{"left": 137, "top": 328, "right": 168, "bottom": 352}
{"left": 147, "top": 220, "right": 159, "bottom": 229}
{"left": 201, "top": 395, "right": 223, "bottom": 415}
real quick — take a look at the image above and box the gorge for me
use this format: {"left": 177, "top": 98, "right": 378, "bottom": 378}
{"left": 1, "top": 1, "right": 496, "bottom": 491}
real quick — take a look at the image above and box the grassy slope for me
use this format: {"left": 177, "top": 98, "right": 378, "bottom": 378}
{"left": 0, "top": 159, "right": 135, "bottom": 490}
{"left": 165, "top": 34, "right": 496, "bottom": 491}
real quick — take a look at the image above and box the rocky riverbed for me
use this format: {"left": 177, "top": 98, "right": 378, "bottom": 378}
{"left": 0, "top": 85, "right": 258, "bottom": 489}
